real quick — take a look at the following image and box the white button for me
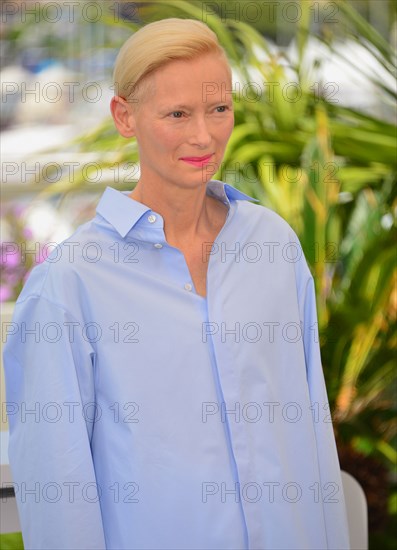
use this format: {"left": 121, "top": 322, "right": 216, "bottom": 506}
{"left": 154, "top": 243, "right": 163, "bottom": 249}
{"left": 148, "top": 214, "right": 156, "bottom": 223}
{"left": 184, "top": 283, "right": 193, "bottom": 291}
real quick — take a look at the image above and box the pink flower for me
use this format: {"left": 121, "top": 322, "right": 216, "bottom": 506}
{"left": 0, "top": 285, "right": 12, "bottom": 302}
{"left": 23, "top": 227, "right": 34, "bottom": 239}
{"left": 1, "top": 243, "right": 20, "bottom": 267}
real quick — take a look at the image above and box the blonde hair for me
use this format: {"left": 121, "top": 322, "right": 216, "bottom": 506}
{"left": 113, "top": 18, "right": 231, "bottom": 107}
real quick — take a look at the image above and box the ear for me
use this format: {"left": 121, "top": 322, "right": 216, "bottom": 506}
{"left": 110, "top": 96, "right": 136, "bottom": 138}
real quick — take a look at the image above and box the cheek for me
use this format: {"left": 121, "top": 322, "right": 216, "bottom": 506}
{"left": 219, "top": 116, "right": 234, "bottom": 144}
{"left": 150, "top": 125, "right": 183, "bottom": 152}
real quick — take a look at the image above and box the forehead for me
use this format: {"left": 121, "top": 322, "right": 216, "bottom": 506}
{"left": 148, "top": 54, "right": 232, "bottom": 101}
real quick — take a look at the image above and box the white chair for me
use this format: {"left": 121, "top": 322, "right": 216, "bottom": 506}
{"left": 341, "top": 470, "right": 368, "bottom": 550}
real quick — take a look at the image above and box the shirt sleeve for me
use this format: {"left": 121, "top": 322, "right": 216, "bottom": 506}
{"left": 299, "top": 272, "right": 350, "bottom": 549}
{"left": 3, "top": 294, "right": 106, "bottom": 550}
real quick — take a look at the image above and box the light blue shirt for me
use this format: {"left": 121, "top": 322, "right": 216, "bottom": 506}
{"left": 4, "top": 180, "right": 350, "bottom": 549}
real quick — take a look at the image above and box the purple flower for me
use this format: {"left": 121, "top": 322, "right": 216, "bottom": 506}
{"left": 0, "top": 285, "right": 12, "bottom": 302}
{"left": 1, "top": 243, "right": 20, "bottom": 267}
{"left": 12, "top": 204, "right": 25, "bottom": 217}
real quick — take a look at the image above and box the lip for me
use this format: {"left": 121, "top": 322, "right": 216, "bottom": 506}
{"left": 179, "top": 153, "right": 214, "bottom": 167}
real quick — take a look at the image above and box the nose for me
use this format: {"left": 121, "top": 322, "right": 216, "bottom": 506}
{"left": 187, "top": 115, "right": 212, "bottom": 148}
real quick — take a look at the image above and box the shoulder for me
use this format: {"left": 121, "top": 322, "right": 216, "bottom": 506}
{"left": 233, "top": 197, "right": 302, "bottom": 248}
{"left": 231, "top": 197, "right": 313, "bottom": 284}
{"left": 237, "top": 198, "right": 291, "bottom": 229}
{"left": 16, "top": 216, "right": 105, "bottom": 310}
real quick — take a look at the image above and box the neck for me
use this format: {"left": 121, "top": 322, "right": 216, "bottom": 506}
{"left": 129, "top": 177, "right": 220, "bottom": 246}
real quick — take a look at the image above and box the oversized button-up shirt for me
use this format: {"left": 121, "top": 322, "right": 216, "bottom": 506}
{"left": 3, "top": 180, "right": 350, "bottom": 549}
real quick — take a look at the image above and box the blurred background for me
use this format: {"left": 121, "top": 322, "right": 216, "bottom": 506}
{"left": 1, "top": 0, "right": 396, "bottom": 548}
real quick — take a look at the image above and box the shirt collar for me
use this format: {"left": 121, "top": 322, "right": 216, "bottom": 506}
{"left": 96, "top": 180, "right": 258, "bottom": 239}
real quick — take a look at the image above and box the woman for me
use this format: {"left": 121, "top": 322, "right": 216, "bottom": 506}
{"left": 4, "top": 18, "right": 350, "bottom": 550}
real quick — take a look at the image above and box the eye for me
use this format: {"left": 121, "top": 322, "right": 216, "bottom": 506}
{"left": 215, "top": 105, "right": 229, "bottom": 113}
{"left": 169, "top": 111, "right": 184, "bottom": 118}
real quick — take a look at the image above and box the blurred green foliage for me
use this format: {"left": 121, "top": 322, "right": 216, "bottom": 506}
{"left": 0, "top": 532, "right": 24, "bottom": 550}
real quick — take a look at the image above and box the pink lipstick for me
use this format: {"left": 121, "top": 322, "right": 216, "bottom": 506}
{"left": 180, "top": 153, "right": 214, "bottom": 167}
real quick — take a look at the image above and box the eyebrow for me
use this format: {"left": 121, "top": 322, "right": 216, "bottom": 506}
{"left": 163, "top": 104, "right": 190, "bottom": 111}
{"left": 161, "top": 100, "right": 232, "bottom": 111}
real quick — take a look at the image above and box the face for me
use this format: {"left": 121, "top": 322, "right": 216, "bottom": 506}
{"left": 113, "top": 53, "right": 234, "bottom": 193}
